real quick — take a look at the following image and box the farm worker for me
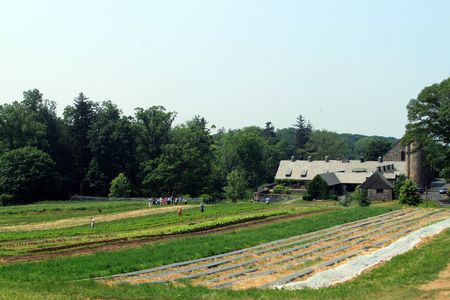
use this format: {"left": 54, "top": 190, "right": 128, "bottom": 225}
{"left": 148, "top": 197, "right": 152, "bottom": 207}
{"left": 177, "top": 206, "right": 183, "bottom": 221}
{"left": 184, "top": 198, "right": 187, "bottom": 205}
{"left": 200, "top": 202, "right": 205, "bottom": 213}
{"left": 90, "top": 217, "right": 95, "bottom": 229}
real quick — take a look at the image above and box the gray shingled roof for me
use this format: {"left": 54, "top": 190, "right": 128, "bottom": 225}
{"left": 318, "top": 173, "right": 340, "bottom": 186}
{"left": 275, "top": 159, "right": 406, "bottom": 185}
{"left": 361, "top": 171, "right": 394, "bottom": 190}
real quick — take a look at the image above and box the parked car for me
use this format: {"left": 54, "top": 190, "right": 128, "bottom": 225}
{"left": 439, "top": 187, "right": 448, "bottom": 194}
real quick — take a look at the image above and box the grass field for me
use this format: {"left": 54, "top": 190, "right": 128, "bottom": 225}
{"left": 1, "top": 200, "right": 449, "bottom": 299}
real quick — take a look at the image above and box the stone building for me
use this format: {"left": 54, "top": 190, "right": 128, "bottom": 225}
{"left": 361, "top": 171, "right": 394, "bottom": 200}
{"left": 383, "top": 140, "right": 429, "bottom": 187}
{"left": 274, "top": 139, "right": 430, "bottom": 196}
{"left": 275, "top": 156, "right": 406, "bottom": 193}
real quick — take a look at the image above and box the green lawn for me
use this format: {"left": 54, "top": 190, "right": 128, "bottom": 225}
{"left": 0, "top": 205, "right": 424, "bottom": 300}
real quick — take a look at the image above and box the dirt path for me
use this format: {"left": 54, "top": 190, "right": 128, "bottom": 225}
{"left": 0, "top": 209, "right": 331, "bottom": 264}
{"left": 419, "top": 263, "right": 450, "bottom": 299}
{"left": 0, "top": 206, "right": 195, "bottom": 232}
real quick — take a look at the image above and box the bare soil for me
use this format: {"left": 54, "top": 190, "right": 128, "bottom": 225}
{"left": 420, "top": 263, "right": 450, "bottom": 297}
{"left": 0, "top": 206, "right": 196, "bottom": 232}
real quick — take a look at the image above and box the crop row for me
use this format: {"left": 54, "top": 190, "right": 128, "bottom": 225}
{"left": 0, "top": 207, "right": 305, "bottom": 256}
{"left": 102, "top": 209, "right": 450, "bottom": 289}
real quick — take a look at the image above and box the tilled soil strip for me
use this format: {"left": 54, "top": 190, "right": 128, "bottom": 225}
{"left": 101, "top": 209, "right": 409, "bottom": 282}
{"left": 208, "top": 210, "right": 445, "bottom": 289}
{"left": 106, "top": 209, "right": 411, "bottom": 284}
{"left": 0, "top": 206, "right": 196, "bottom": 232}
{"left": 120, "top": 210, "right": 450, "bottom": 288}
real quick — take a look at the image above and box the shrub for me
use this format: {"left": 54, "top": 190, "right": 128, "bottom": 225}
{"left": 354, "top": 185, "right": 370, "bottom": 206}
{"left": 302, "top": 193, "right": 313, "bottom": 201}
{"left": 0, "top": 194, "right": 15, "bottom": 206}
{"left": 272, "top": 184, "right": 289, "bottom": 194}
{"left": 339, "top": 193, "right": 352, "bottom": 207}
{"left": 393, "top": 174, "right": 407, "bottom": 199}
{"left": 327, "top": 194, "right": 338, "bottom": 201}
{"left": 399, "top": 179, "right": 422, "bottom": 206}
{"left": 108, "top": 173, "right": 132, "bottom": 198}
{"left": 307, "top": 175, "right": 329, "bottom": 199}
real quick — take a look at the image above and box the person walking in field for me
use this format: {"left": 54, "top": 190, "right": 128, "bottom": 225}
{"left": 90, "top": 217, "right": 95, "bottom": 229}
{"left": 200, "top": 202, "right": 205, "bottom": 213}
{"left": 177, "top": 206, "right": 183, "bottom": 222}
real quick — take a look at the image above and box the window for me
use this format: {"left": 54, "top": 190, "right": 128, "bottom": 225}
{"left": 285, "top": 169, "right": 292, "bottom": 177}
{"left": 401, "top": 151, "right": 405, "bottom": 161}
{"left": 300, "top": 170, "right": 307, "bottom": 177}
{"left": 376, "top": 189, "right": 383, "bottom": 194}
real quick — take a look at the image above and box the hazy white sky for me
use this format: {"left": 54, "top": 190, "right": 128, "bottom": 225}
{"left": 1, "top": 0, "right": 449, "bottom": 138}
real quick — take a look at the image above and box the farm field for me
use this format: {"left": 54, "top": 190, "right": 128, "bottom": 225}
{"left": 0, "top": 201, "right": 328, "bottom": 259}
{"left": 0, "top": 201, "right": 148, "bottom": 226}
{"left": 1, "top": 201, "right": 450, "bottom": 299}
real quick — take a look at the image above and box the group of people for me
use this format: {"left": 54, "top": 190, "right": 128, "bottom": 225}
{"left": 148, "top": 196, "right": 187, "bottom": 207}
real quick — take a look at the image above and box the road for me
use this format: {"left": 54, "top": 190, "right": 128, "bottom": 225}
{"left": 424, "top": 178, "right": 449, "bottom": 205}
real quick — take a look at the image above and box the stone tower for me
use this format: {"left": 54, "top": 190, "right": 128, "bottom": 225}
{"left": 383, "top": 140, "right": 429, "bottom": 187}
{"left": 406, "top": 142, "right": 428, "bottom": 188}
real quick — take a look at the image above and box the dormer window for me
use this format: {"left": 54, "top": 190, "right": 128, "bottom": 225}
{"left": 285, "top": 169, "right": 292, "bottom": 177}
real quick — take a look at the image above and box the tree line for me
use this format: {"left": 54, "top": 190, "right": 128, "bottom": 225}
{"left": 0, "top": 89, "right": 397, "bottom": 204}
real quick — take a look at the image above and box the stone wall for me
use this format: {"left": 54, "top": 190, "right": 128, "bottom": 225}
{"left": 368, "top": 188, "right": 393, "bottom": 201}
{"left": 383, "top": 141, "right": 405, "bottom": 161}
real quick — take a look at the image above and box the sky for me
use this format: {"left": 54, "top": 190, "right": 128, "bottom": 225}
{"left": 1, "top": 0, "right": 449, "bottom": 138}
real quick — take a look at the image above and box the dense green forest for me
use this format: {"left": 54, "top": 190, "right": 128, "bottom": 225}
{"left": 0, "top": 89, "right": 397, "bottom": 203}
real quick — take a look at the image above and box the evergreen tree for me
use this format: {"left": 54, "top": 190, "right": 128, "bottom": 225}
{"left": 307, "top": 175, "right": 329, "bottom": 199}
{"left": 63, "top": 93, "right": 97, "bottom": 193}
{"left": 354, "top": 186, "right": 370, "bottom": 206}
{"left": 293, "top": 114, "right": 312, "bottom": 159}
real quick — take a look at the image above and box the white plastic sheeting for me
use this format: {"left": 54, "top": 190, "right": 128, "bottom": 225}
{"left": 274, "top": 217, "right": 450, "bottom": 290}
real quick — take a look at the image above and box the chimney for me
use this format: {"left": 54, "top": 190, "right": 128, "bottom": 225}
{"left": 290, "top": 156, "right": 295, "bottom": 162}
{"left": 378, "top": 156, "right": 383, "bottom": 163}
{"left": 308, "top": 156, "right": 312, "bottom": 162}
{"left": 360, "top": 156, "right": 365, "bottom": 163}
{"left": 325, "top": 155, "right": 329, "bottom": 162}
